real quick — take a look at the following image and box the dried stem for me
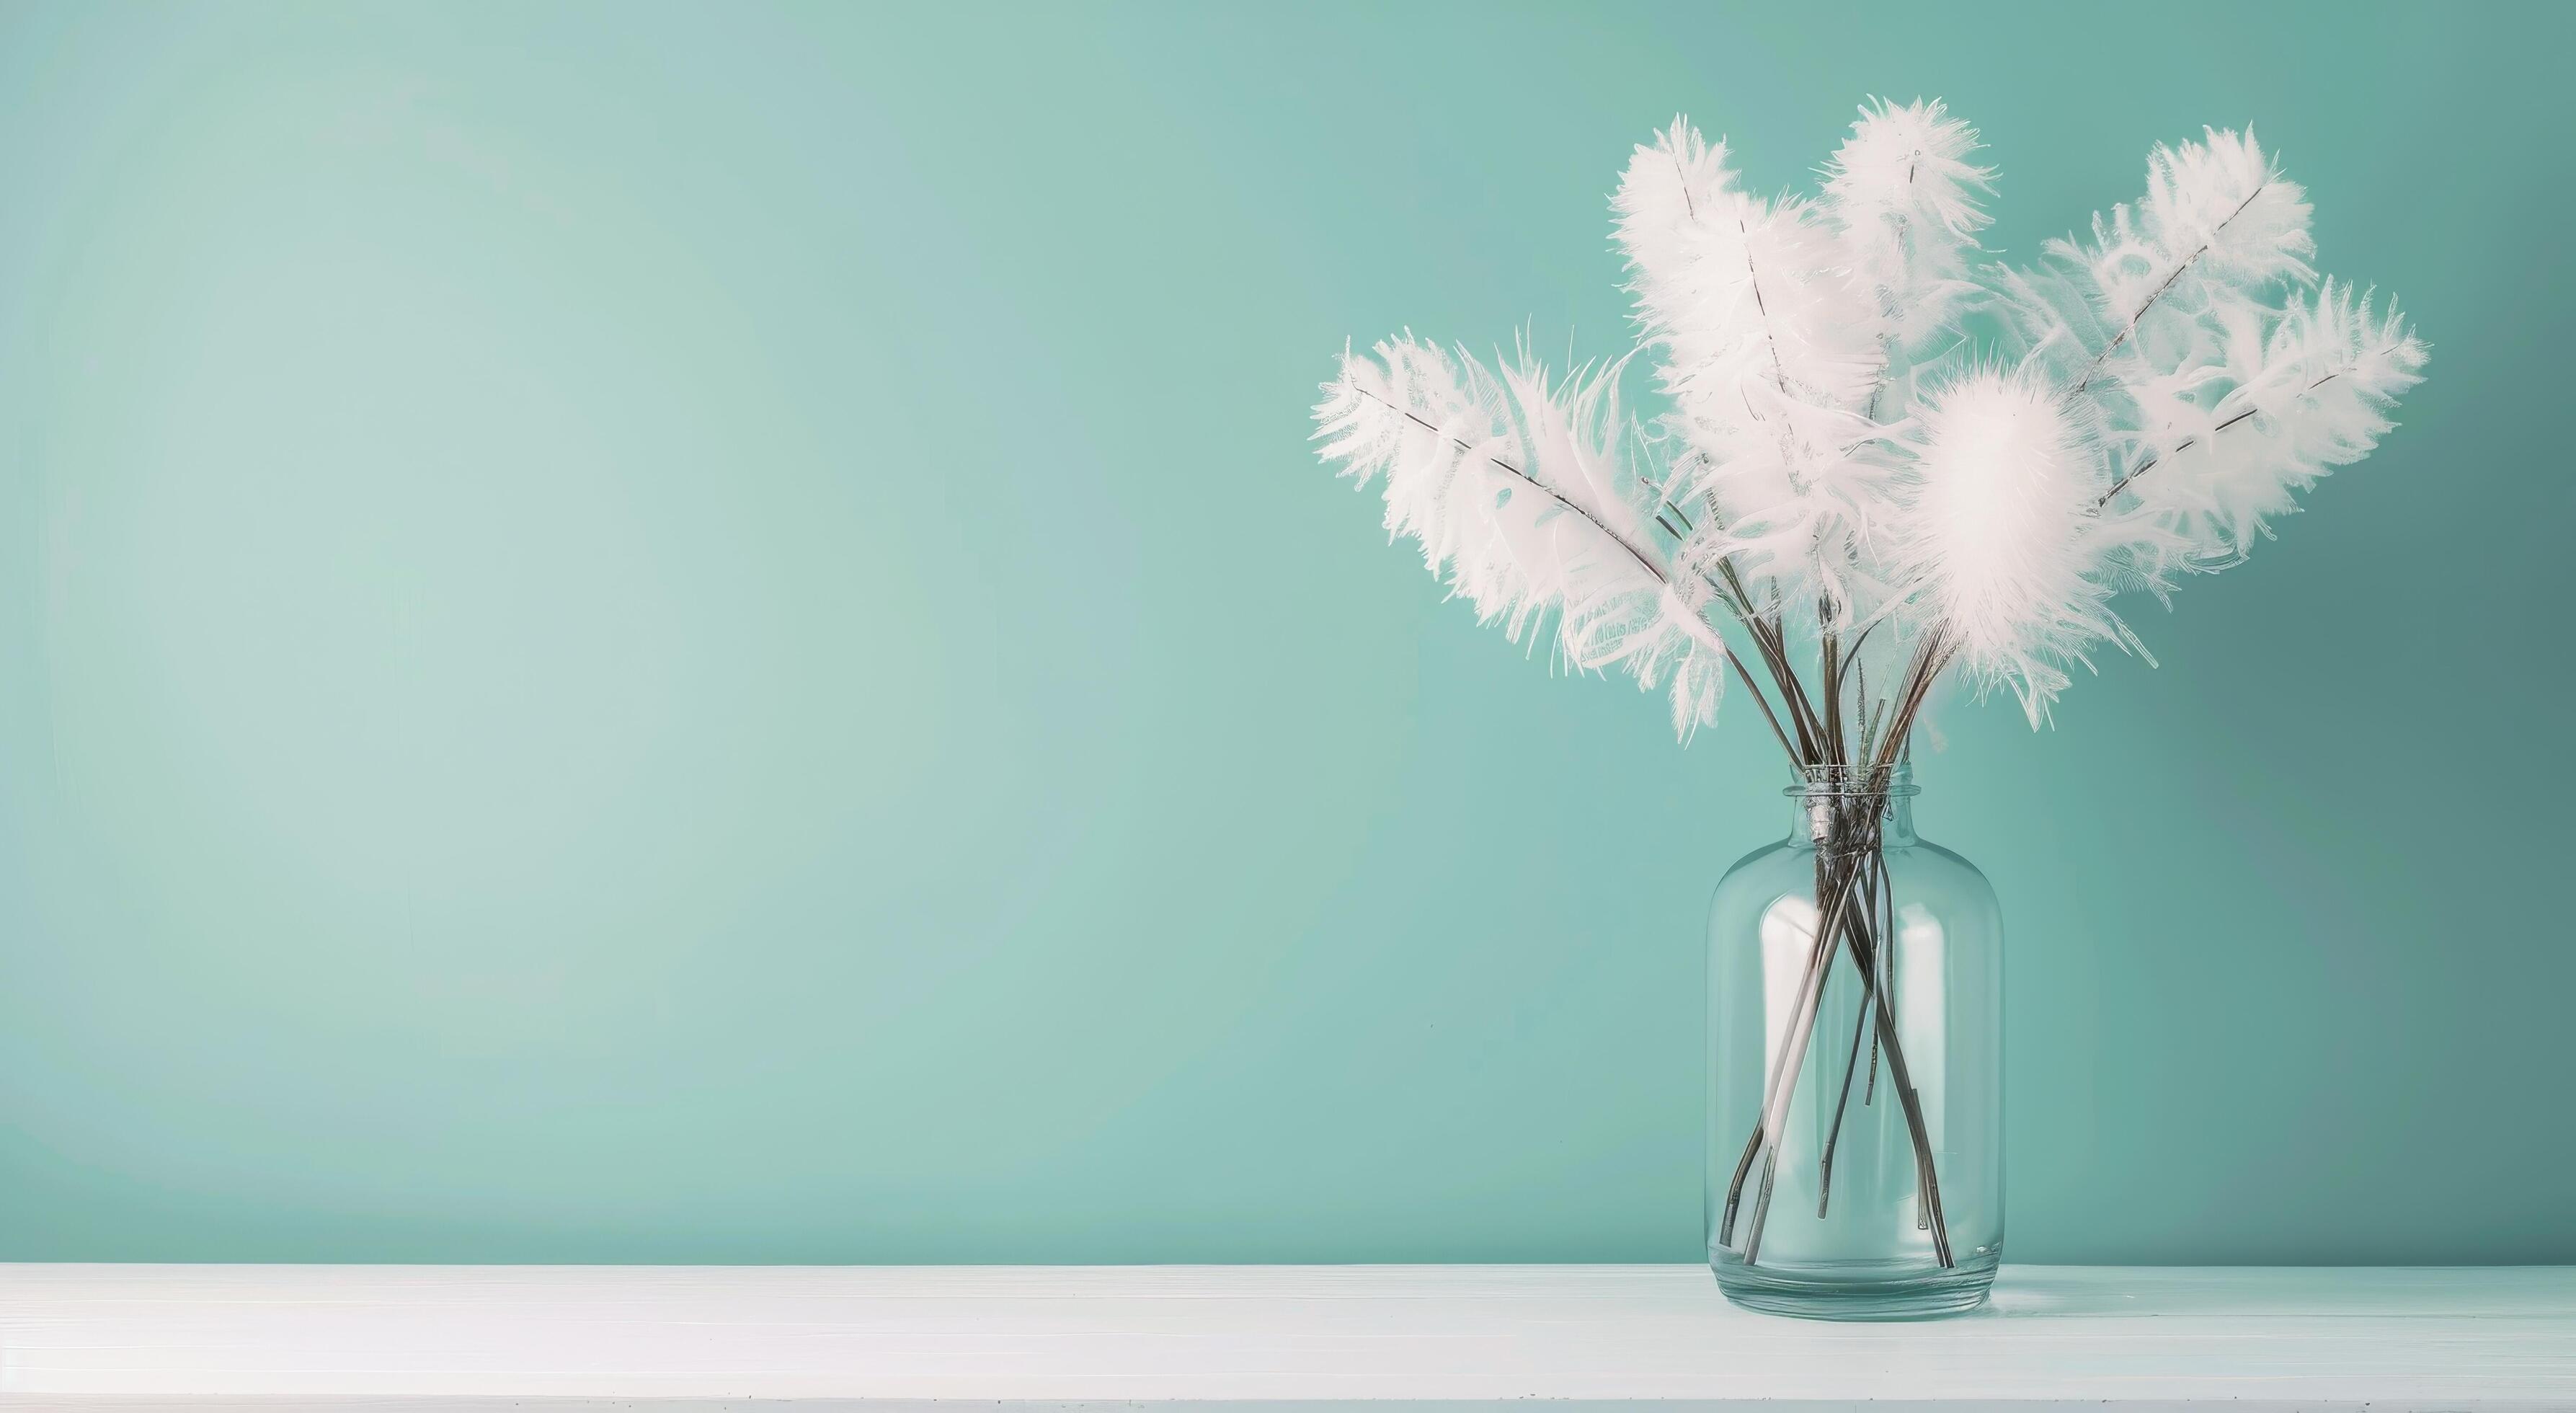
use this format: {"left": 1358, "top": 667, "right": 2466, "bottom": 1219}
{"left": 1819, "top": 608, "right": 1845, "bottom": 766}
{"left": 1831, "top": 856, "right": 1953, "bottom": 1262}
{"left": 1865, "top": 845, "right": 1891, "bottom": 1105}
{"left": 1816, "top": 850, "right": 1880, "bottom": 1216}
{"left": 1738, "top": 845, "right": 1868, "bottom": 1264}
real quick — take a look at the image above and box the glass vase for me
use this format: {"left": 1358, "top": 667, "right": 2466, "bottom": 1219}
{"left": 1706, "top": 763, "right": 2003, "bottom": 1319}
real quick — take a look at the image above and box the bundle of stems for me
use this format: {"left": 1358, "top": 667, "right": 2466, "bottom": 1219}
{"left": 1699, "top": 609, "right": 1955, "bottom": 1267}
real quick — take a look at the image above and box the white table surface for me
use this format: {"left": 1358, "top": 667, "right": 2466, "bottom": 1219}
{"left": 1, "top": 1263, "right": 2570, "bottom": 1410}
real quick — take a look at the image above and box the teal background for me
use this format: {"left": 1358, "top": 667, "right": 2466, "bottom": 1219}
{"left": 0, "top": 1, "right": 2566, "bottom": 1264}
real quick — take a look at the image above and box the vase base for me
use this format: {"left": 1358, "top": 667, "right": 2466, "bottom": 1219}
{"left": 1710, "top": 1249, "right": 1999, "bottom": 1321}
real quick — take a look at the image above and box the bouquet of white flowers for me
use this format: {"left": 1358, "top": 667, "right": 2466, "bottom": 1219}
{"left": 1311, "top": 100, "right": 2423, "bottom": 1309}
{"left": 1318, "top": 101, "right": 2420, "bottom": 743}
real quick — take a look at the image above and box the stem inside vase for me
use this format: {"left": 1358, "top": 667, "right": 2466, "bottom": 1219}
{"left": 1718, "top": 779, "right": 1955, "bottom": 1271}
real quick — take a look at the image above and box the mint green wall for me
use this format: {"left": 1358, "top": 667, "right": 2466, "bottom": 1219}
{"left": 0, "top": 0, "right": 2564, "bottom": 1264}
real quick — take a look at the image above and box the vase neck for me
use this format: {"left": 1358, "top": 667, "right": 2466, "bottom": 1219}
{"left": 1783, "top": 764, "right": 1918, "bottom": 849}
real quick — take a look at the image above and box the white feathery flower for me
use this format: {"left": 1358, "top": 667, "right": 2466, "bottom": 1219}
{"left": 1612, "top": 118, "right": 1737, "bottom": 303}
{"left": 1823, "top": 97, "right": 1994, "bottom": 358}
{"left": 1313, "top": 335, "right": 1731, "bottom": 737}
{"left": 2074, "top": 127, "right": 2314, "bottom": 324}
{"left": 2113, "top": 278, "right": 2428, "bottom": 568}
{"left": 1889, "top": 370, "right": 2145, "bottom": 725}
{"left": 2007, "top": 127, "right": 2316, "bottom": 428}
{"left": 1615, "top": 118, "right": 1889, "bottom": 626}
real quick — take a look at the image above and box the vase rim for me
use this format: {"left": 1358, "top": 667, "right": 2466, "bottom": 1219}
{"left": 1782, "top": 763, "right": 1920, "bottom": 797}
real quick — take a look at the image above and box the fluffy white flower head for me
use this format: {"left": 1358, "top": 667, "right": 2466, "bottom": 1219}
{"left": 1824, "top": 99, "right": 1993, "bottom": 355}
{"left": 1313, "top": 335, "right": 1734, "bottom": 737}
{"left": 1897, "top": 370, "right": 2115, "bottom": 722}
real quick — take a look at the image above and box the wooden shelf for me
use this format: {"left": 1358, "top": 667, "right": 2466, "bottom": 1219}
{"left": 4, "top": 1263, "right": 2572, "bottom": 1409}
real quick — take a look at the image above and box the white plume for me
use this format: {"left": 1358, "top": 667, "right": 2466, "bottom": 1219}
{"left": 1823, "top": 98, "right": 1994, "bottom": 360}
{"left": 2113, "top": 279, "right": 2428, "bottom": 569}
{"left": 1313, "top": 335, "right": 1731, "bottom": 737}
{"left": 1886, "top": 371, "right": 2162, "bottom": 724}
{"left": 2002, "top": 128, "right": 2314, "bottom": 416}
{"left": 1615, "top": 118, "right": 1890, "bottom": 626}
{"left": 2080, "top": 128, "right": 2314, "bottom": 319}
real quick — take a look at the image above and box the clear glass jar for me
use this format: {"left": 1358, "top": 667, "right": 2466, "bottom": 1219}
{"left": 1706, "top": 764, "right": 2003, "bottom": 1319}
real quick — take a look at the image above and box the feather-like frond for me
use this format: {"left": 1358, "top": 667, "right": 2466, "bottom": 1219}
{"left": 2113, "top": 278, "right": 2428, "bottom": 568}
{"left": 1884, "top": 369, "right": 2172, "bottom": 725}
{"left": 1824, "top": 97, "right": 1994, "bottom": 358}
{"left": 2092, "top": 127, "right": 2315, "bottom": 311}
{"left": 1615, "top": 118, "right": 1891, "bottom": 628}
{"left": 1313, "top": 336, "right": 1732, "bottom": 736}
